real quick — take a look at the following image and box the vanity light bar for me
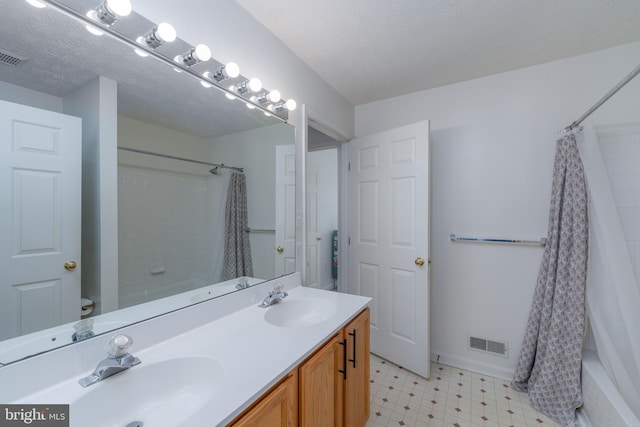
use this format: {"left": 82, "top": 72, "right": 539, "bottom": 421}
{"left": 30, "top": 0, "right": 296, "bottom": 120}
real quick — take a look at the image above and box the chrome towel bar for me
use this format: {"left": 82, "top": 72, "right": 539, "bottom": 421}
{"left": 450, "top": 234, "right": 547, "bottom": 247}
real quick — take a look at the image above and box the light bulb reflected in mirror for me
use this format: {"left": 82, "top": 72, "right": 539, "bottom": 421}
{"left": 25, "top": 0, "right": 46, "bottom": 8}
{"left": 226, "top": 86, "right": 237, "bottom": 100}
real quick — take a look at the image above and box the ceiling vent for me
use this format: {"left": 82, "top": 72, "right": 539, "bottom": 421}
{"left": 468, "top": 336, "right": 508, "bottom": 358}
{"left": 0, "top": 48, "right": 27, "bottom": 67}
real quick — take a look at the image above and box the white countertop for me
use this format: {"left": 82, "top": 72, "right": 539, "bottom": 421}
{"left": 6, "top": 284, "right": 370, "bottom": 426}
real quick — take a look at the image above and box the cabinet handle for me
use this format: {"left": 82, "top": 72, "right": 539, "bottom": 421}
{"left": 338, "top": 338, "right": 347, "bottom": 380}
{"left": 348, "top": 329, "right": 357, "bottom": 369}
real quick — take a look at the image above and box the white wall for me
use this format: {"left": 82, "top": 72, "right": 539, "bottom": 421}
{"left": 118, "top": 116, "right": 213, "bottom": 176}
{"left": 210, "top": 123, "right": 295, "bottom": 280}
{"left": 0, "top": 81, "right": 62, "bottom": 112}
{"left": 355, "top": 41, "right": 640, "bottom": 378}
{"left": 117, "top": 116, "right": 226, "bottom": 307}
{"left": 63, "top": 76, "right": 119, "bottom": 315}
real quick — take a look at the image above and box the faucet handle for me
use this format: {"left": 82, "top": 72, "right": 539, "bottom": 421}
{"left": 108, "top": 334, "right": 134, "bottom": 358}
{"left": 273, "top": 282, "right": 285, "bottom": 293}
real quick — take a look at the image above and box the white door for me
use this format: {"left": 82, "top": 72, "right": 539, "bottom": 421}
{"left": 305, "top": 159, "right": 320, "bottom": 287}
{"left": 0, "top": 100, "right": 82, "bottom": 340}
{"left": 347, "top": 120, "right": 430, "bottom": 378}
{"left": 275, "top": 144, "right": 296, "bottom": 276}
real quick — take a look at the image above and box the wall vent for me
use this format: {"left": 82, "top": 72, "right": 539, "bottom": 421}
{"left": 0, "top": 48, "right": 27, "bottom": 67}
{"left": 468, "top": 336, "right": 508, "bottom": 358}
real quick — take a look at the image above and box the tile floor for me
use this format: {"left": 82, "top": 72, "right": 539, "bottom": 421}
{"left": 367, "top": 354, "right": 565, "bottom": 427}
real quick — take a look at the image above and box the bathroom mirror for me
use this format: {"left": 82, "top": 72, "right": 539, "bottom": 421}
{"left": 0, "top": 0, "right": 296, "bottom": 364}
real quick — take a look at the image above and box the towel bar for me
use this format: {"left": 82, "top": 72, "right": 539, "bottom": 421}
{"left": 450, "top": 234, "right": 546, "bottom": 247}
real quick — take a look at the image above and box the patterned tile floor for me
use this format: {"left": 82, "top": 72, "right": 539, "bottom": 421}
{"left": 367, "top": 354, "right": 565, "bottom": 427}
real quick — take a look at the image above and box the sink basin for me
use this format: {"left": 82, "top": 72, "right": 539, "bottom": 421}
{"left": 264, "top": 298, "right": 337, "bottom": 327}
{"left": 71, "top": 357, "right": 223, "bottom": 427}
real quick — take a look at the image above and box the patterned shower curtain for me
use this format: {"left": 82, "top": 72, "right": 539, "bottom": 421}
{"left": 222, "top": 171, "right": 253, "bottom": 280}
{"left": 511, "top": 133, "right": 589, "bottom": 426}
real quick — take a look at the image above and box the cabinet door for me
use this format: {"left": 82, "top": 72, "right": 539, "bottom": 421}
{"left": 299, "top": 332, "right": 344, "bottom": 427}
{"left": 231, "top": 372, "right": 298, "bottom": 427}
{"left": 344, "top": 308, "right": 370, "bottom": 427}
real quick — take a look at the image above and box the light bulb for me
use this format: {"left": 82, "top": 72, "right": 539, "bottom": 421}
{"left": 285, "top": 99, "right": 297, "bottom": 111}
{"left": 25, "top": 0, "right": 46, "bottom": 8}
{"left": 193, "top": 44, "right": 211, "bottom": 62}
{"left": 225, "top": 62, "right": 240, "bottom": 78}
{"left": 201, "top": 81, "right": 212, "bottom": 89}
{"left": 248, "top": 78, "right": 262, "bottom": 92}
{"left": 268, "top": 90, "right": 281, "bottom": 103}
{"left": 156, "top": 23, "right": 176, "bottom": 43}
{"left": 105, "top": 0, "right": 132, "bottom": 17}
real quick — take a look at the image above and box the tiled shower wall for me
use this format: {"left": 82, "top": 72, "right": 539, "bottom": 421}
{"left": 118, "top": 167, "right": 225, "bottom": 308}
{"left": 598, "top": 125, "right": 640, "bottom": 287}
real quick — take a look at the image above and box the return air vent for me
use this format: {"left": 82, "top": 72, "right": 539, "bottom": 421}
{"left": 0, "top": 48, "right": 27, "bottom": 67}
{"left": 468, "top": 336, "right": 508, "bottom": 358}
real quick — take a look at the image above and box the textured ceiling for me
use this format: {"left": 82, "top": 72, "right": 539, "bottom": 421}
{"left": 235, "top": 0, "right": 640, "bottom": 105}
{"left": 0, "top": 0, "right": 281, "bottom": 139}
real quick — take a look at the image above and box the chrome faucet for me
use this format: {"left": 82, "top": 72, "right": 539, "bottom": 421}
{"left": 258, "top": 282, "right": 288, "bottom": 308}
{"left": 78, "top": 334, "right": 141, "bottom": 388}
{"left": 72, "top": 319, "right": 95, "bottom": 342}
{"left": 235, "top": 277, "right": 249, "bottom": 290}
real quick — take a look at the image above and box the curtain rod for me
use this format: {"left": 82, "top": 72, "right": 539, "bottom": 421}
{"left": 561, "top": 62, "right": 640, "bottom": 133}
{"left": 117, "top": 146, "right": 244, "bottom": 173}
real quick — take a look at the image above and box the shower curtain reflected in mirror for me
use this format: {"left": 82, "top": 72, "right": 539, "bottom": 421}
{"left": 222, "top": 171, "right": 253, "bottom": 280}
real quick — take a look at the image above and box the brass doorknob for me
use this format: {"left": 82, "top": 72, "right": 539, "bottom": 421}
{"left": 64, "top": 260, "right": 77, "bottom": 271}
{"left": 276, "top": 246, "right": 284, "bottom": 253}
{"left": 415, "top": 257, "right": 425, "bottom": 267}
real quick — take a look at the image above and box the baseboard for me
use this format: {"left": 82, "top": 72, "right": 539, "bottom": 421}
{"left": 430, "top": 351, "right": 513, "bottom": 381}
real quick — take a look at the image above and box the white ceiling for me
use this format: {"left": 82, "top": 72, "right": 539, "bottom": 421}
{"left": 234, "top": 0, "right": 640, "bottom": 105}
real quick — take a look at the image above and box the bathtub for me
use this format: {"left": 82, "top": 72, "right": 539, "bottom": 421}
{"left": 578, "top": 350, "right": 640, "bottom": 426}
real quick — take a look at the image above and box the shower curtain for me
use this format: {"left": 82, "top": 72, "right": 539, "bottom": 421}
{"left": 209, "top": 171, "right": 230, "bottom": 283}
{"left": 222, "top": 171, "right": 253, "bottom": 280}
{"left": 577, "top": 125, "right": 640, "bottom": 419}
{"left": 512, "top": 132, "right": 589, "bottom": 426}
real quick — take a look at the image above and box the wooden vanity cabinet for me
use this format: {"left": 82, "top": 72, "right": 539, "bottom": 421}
{"left": 299, "top": 332, "right": 345, "bottom": 426}
{"left": 343, "top": 308, "right": 370, "bottom": 427}
{"left": 299, "top": 307, "right": 370, "bottom": 427}
{"left": 228, "top": 307, "right": 370, "bottom": 427}
{"left": 230, "top": 371, "right": 298, "bottom": 427}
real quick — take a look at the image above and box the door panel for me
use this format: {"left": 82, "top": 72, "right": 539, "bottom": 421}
{"left": 275, "top": 145, "right": 296, "bottom": 276}
{"left": 348, "top": 120, "right": 430, "bottom": 378}
{"left": 0, "top": 100, "right": 82, "bottom": 340}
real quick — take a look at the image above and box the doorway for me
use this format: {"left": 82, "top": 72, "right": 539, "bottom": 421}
{"left": 306, "top": 125, "right": 341, "bottom": 290}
